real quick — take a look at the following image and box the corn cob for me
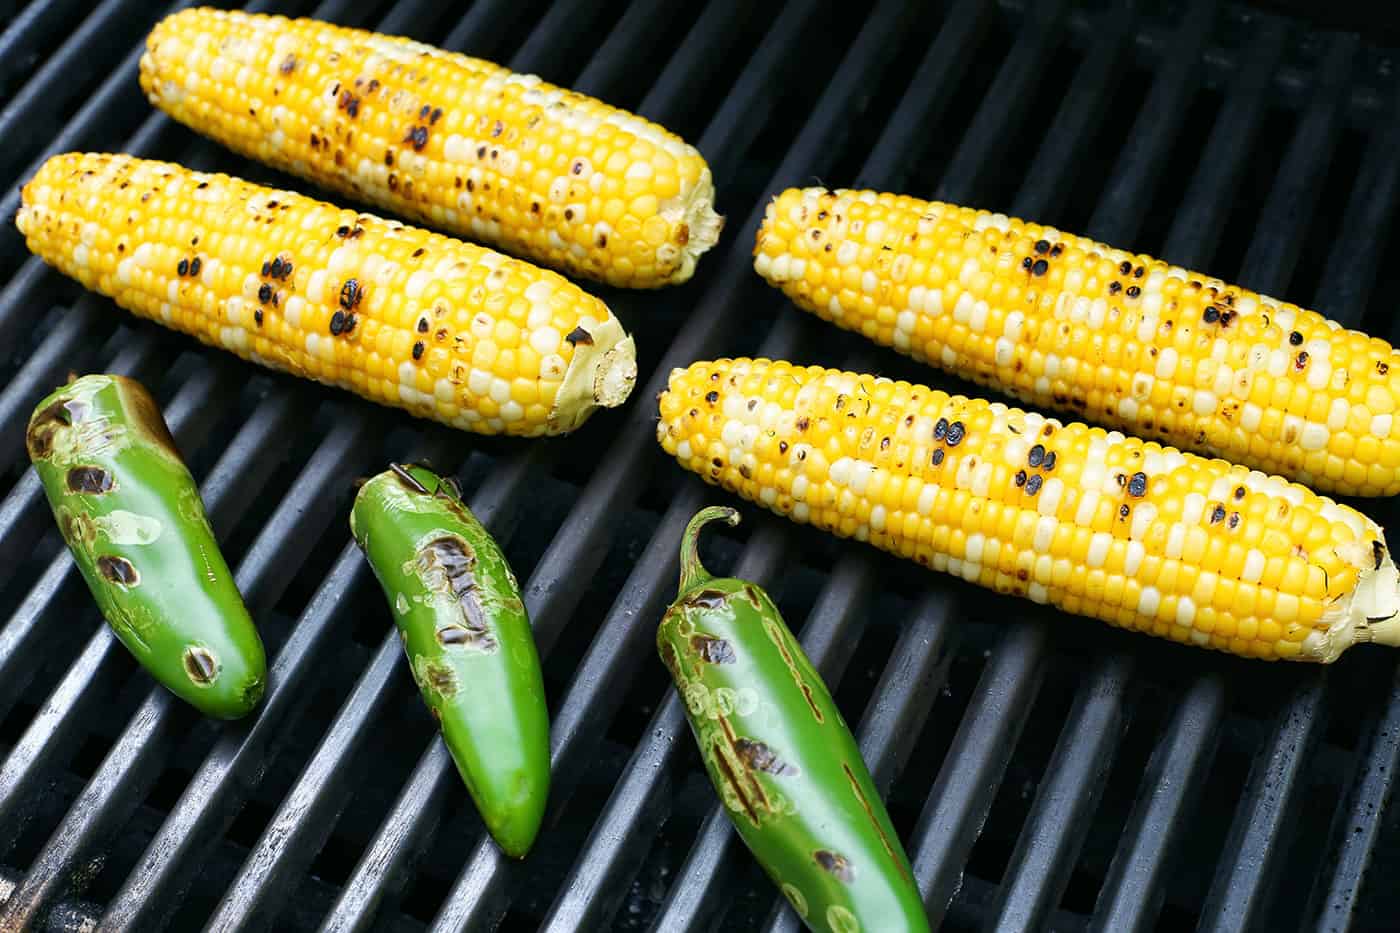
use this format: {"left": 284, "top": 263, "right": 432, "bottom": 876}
{"left": 753, "top": 188, "right": 1400, "bottom": 496}
{"left": 657, "top": 358, "right": 1400, "bottom": 662}
{"left": 139, "top": 8, "right": 723, "bottom": 289}
{"left": 16, "top": 153, "right": 636, "bottom": 436}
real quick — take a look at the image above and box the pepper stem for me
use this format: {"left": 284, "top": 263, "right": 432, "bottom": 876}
{"left": 678, "top": 506, "right": 741, "bottom": 595}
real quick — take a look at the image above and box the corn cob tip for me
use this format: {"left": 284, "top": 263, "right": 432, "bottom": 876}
{"left": 1314, "top": 540, "right": 1400, "bottom": 660}
{"left": 549, "top": 316, "right": 636, "bottom": 432}
{"left": 672, "top": 173, "right": 724, "bottom": 285}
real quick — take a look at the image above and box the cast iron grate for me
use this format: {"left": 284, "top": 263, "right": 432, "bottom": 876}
{"left": 0, "top": 0, "right": 1397, "bottom": 930}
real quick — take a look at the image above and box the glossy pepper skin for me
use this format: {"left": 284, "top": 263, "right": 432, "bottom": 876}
{"left": 26, "top": 374, "right": 266, "bottom": 719}
{"left": 659, "top": 507, "right": 930, "bottom": 933}
{"left": 350, "top": 463, "right": 549, "bottom": 858}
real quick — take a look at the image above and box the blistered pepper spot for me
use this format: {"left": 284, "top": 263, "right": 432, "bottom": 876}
{"left": 183, "top": 646, "right": 219, "bottom": 684}
{"left": 67, "top": 465, "right": 114, "bottom": 494}
{"left": 97, "top": 555, "right": 139, "bottom": 585}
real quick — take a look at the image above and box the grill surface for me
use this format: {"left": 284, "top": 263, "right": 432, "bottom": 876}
{"left": 1, "top": 1, "right": 1399, "bottom": 930}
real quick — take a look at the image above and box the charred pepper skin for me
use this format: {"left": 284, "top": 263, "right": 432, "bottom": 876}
{"left": 26, "top": 374, "right": 266, "bottom": 719}
{"left": 350, "top": 463, "right": 549, "bottom": 858}
{"left": 659, "top": 507, "right": 930, "bottom": 933}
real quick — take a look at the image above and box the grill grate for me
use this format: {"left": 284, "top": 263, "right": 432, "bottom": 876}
{"left": 0, "top": 1, "right": 1399, "bottom": 930}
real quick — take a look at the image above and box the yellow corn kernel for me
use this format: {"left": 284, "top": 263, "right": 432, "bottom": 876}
{"left": 754, "top": 188, "right": 1400, "bottom": 495}
{"left": 657, "top": 358, "right": 1400, "bottom": 662}
{"left": 140, "top": 8, "right": 722, "bottom": 288}
{"left": 18, "top": 153, "right": 636, "bottom": 436}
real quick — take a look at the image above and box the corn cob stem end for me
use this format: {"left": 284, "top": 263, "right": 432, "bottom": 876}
{"left": 666, "top": 172, "right": 723, "bottom": 286}
{"left": 1311, "top": 540, "right": 1400, "bottom": 661}
{"left": 548, "top": 316, "right": 636, "bottom": 433}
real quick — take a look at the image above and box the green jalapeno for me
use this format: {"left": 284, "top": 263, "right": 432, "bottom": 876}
{"left": 350, "top": 463, "right": 549, "bottom": 858}
{"left": 26, "top": 374, "right": 266, "bottom": 719}
{"left": 659, "top": 506, "right": 929, "bottom": 933}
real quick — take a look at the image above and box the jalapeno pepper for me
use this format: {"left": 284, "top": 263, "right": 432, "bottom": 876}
{"left": 26, "top": 374, "right": 266, "bottom": 719}
{"left": 659, "top": 506, "right": 930, "bottom": 933}
{"left": 350, "top": 463, "right": 550, "bottom": 858}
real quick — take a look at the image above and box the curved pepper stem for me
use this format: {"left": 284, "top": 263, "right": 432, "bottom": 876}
{"left": 678, "top": 506, "right": 741, "bottom": 596}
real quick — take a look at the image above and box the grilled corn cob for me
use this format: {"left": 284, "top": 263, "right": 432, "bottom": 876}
{"left": 139, "top": 8, "right": 723, "bottom": 289}
{"left": 657, "top": 358, "right": 1400, "bottom": 662}
{"left": 754, "top": 188, "right": 1400, "bottom": 496}
{"left": 17, "top": 153, "right": 636, "bottom": 436}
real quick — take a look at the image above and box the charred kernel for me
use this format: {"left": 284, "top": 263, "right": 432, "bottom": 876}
{"left": 412, "top": 341, "right": 425, "bottom": 360}
{"left": 1014, "top": 469, "right": 1027, "bottom": 487}
{"left": 342, "top": 313, "right": 356, "bottom": 334}
{"left": 1210, "top": 504, "right": 1227, "bottom": 524}
{"left": 1108, "top": 281, "right": 1122, "bottom": 294}
{"left": 1296, "top": 351, "right": 1309, "bottom": 370}
{"left": 253, "top": 308, "right": 263, "bottom": 326}
{"left": 1043, "top": 451, "right": 1056, "bottom": 471}
{"left": 1235, "top": 486, "right": 1246, "bottom": 500}
{"left": 1290, "top": 331, "right": 1304, "bottom": 346}
{"left": 945, "top": 421, "right": 965, "bottom": 446}
{"left": 329, "top": 310, "right": 346, "bottom": 335}
{"left": 1119, "top": 503, "right": 1130, "bottom": 518}
{"left": 1128, "top": 472, "right": 1147, "bottom": 497}
{"left": 1126, "top": 285, "right": 1141, "bottom": 298}
{"left": 705, "top": 391, "right": 719, "bottom": 404}
{"left": 933, "top": 418, "right": 948, "bottom": 440}
{"left": 1228, "top": 512, "right": 1241, "bottom": 529}
{"left": 1021, "top": 256, "right": 1033, "bottom": 270}
{"left": 405, "top": 125, "right": 429, "bottom": 151}
{"left": 189, "top": 257, "right": 201, "bottom": 276}
{"left": 177, "top": 258, "right": 189, "bottom": 276}
{"left": 931, "top": 448, "right": 945, "bottom": 465}
{"left": 565, "top": 326, "right": 593, "bottom": 346}
{"left": 1203, "top": 306, "right": 1220, "bottom": 323}
{"left": 1050, "top": 243, "right": 1063, "bottom": 257}
{"left": 1026, "top": 474, "right": 1043, "bottom": 495}
{"left": 1379, "top": 362, "right": 1390, "bottom": 375}
{"left": 1133, "top": 265, "right": 1144, "bottom": 278}
{"left": 1034, "top": 239, "right": 1050, "bottom": 254}
{"left": 417, "top": 318, "right": 430, "bottom": 333}
{"left": 258, "top": 283, "right": 273, "bottom": 303}
{"left": 339, "top": 278, "right": 363, "bottom": 310}
{"left": 1028, "top": 444, "right": 1045, "bottom": 467}
{"left": 336, "top": 225, "right": 350, "bottom": 237}
{"left": 1120, "top": 260, "right": 1132, "bottom": 275}
{"left": 1116, "top": 473, "right": 1127, "bottom": 488}
{"left": 1031, "top": 259, "right": 1048, "bottom": 276}
{"left": 430, "top": 107, "right": 443, "bottom": 124}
